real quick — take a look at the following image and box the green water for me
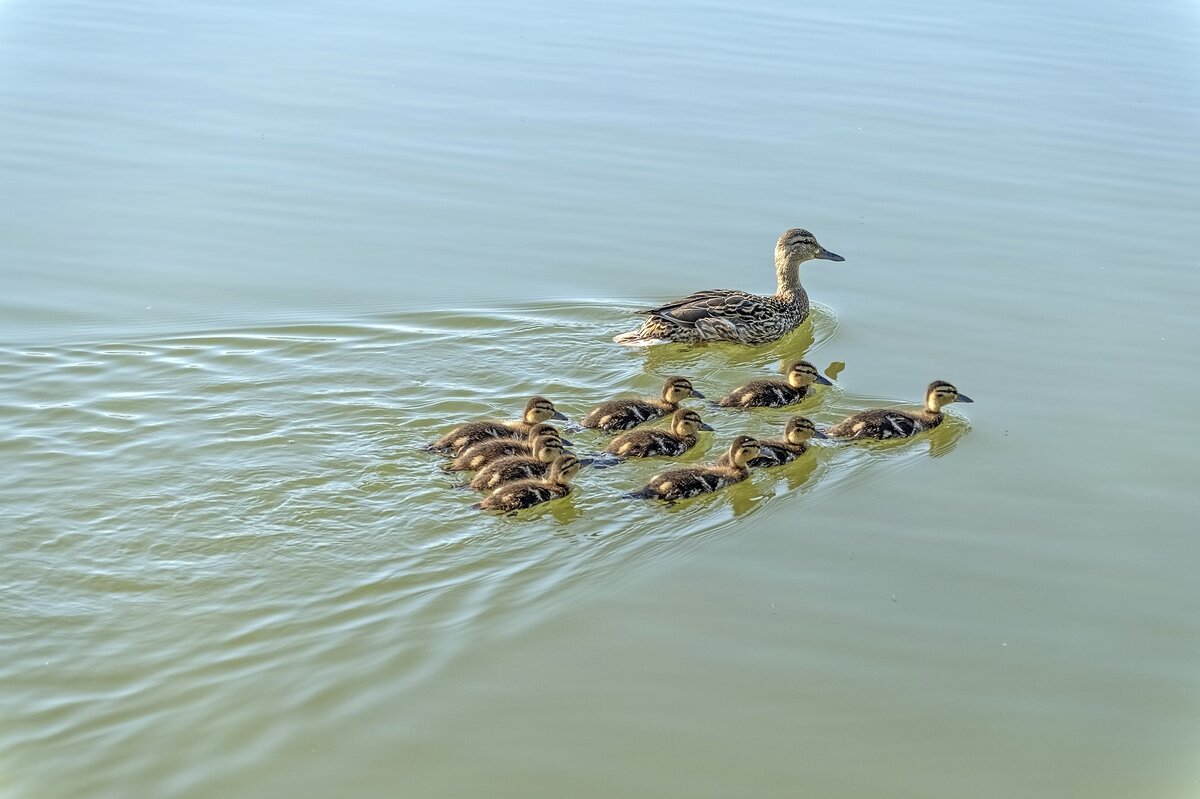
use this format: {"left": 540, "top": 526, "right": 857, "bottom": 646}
{"left": 3, "top": 0, "right": 1199, "bottom": 796}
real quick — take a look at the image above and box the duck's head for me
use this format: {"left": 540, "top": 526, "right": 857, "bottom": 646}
{"left": 531, "top": 435, "right": 567, "bottom": 464}
{"left": 785, "top": 359, "right": 833, "bottom": 389}
{"left": 523, "top": 396, "right": 568, "bottom": 424}
{"left": 784, "top": 416, "right": 828, "bottom": 444}
{"left": 775, "top": 228, "right": 844, "bottom": 265}
{"left": 925, "top": 380, "right": 973, "bottom": 412}
{"left": 662, "top": 376, "right": 704, "bottom": 403}
{"left": 546, "top": 453, "right": 582, "bottom": 485}
{"left": 525, "top": 422, "right": 571, "bottom": 447}
{"left": 671, "top": 408, "right": 714, "bottom": 437}
{"left": 727, "top": 435, "right": 763, "bottom": 468}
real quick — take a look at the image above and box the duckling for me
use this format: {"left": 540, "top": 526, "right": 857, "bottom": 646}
{"left": 427, "top": 396, "right": 567, "bottom": 455}
{"left": 447, "top": 423, "right": 570, "bottom": 472}
{"left": 474, "top": 454, "right": 582, "bottom": 512}
{"left": 581, "top": 376, "right": 703, "bottom": 432}
{"left": 827, "top": 381, "right": 974, "bottom": 440}
{"left": 742, "top": 416, "right": 827, "bottom": 467}
{"left": 469, "top": 436, "right": 568, "bottom": 491}
{"left": 613, "top": 228, "right": 844, "bottom": 346}
{"left": 603, "top": 408, "right": 714, "bottom": 460}
{"left": 717, "top": 360, "right": 833, "bottom": 408}
{"left": 626, "top": 435, "right": 761, "bottom": 502}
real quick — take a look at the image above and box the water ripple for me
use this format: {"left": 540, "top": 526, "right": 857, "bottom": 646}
{"left": 0, "top": 300, "right": 971, "bottom": 796}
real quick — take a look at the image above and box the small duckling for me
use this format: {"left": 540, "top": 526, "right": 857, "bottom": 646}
{"left": 427, "top": 396, "right": 567, "bottom": 455}
{"left": 469, "top": 436, "right": 568, "bottom": 491}
{"left": 827, "top": 380, "right": 974, "bottom": 440}
{"left": 717, "top": 360, "right": 832, "bottom": 409}
{"left": 474, "top": 454, "right": 582, "bottom": 512}
{"left": 627, "top": 435, "right": 761, "bottom": 502}
{"left": 581, "top": 376, "right": 704, "bottom": 432}
{"left": 743, "top": 416, "right": 827, "bottom": 467}
{"left": 447, "top": 423, "right": 569, "bottom": 472}
{"left": 603, "top": 408, "right": 714, "bottom": 460}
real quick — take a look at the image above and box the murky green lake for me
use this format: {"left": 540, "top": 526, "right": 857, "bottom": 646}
{"left": 3, "top": 0, "right": 1199, "bottom": 796}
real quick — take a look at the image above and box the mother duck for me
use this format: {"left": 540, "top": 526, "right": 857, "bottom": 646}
{"left": 613, "top": 228, "right": 844, "bottom": 346}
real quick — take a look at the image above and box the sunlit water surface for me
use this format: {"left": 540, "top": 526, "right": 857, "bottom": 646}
{"left": 2, "top": 0, "right": 1199, "bottom": 796}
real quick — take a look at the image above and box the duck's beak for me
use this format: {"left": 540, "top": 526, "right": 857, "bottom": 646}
{"left": 577, "top": 457, "right": 596, "bottom": 467}
{"left": 815, "top": 247, "right": 844, "bottom": 262}
{"left": 814, "top": 374, "right": 833, "bottom": 386}
{"left": 955, "top": 393, "right": 974, "bottom": 404}
{"left": 560, "top": 437, "right": 574, "bottom": 447}
{"left": 699, "top": 423, "right": 715, "bottom": 432}
{"left": 690, "top": 389, "right": 706, "bottom": 399}
{"left": 552, "top": 410, "right": 568, "bottom": 421}
{"left": 812, "top": 430, "right": 830, "bottom": 439}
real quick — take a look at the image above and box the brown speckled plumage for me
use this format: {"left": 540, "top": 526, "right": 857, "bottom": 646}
{"left": 469, "top": 437, "right": 567, "bottom": 491}
{"left": 828, "top": 381, "right": 974, "bottom": 440}
{"left": 613, "top": 229, "right": 844, "bottom": 346}
{"left": 427, "top": 396, "right": 567, "bottom": 455}
{"left": 717, "top": 360, "right": 833, "bottom": 409}
{"left": 447, "top": 424, "right": 563, "bottom": 471}
{"left": 581, "top": 376, "right": 703, "bottom": 432}
{"left": 743, "top": 416, "right": 826, "bottom": 467}
{"left": 603, "top": 408, "right": 713, "bottom": 459}
{"left": 475, "top": 454, "right": 581, "bottom": 512}
{"left": 627, "top": 435, "right": 761, "bottom": 502}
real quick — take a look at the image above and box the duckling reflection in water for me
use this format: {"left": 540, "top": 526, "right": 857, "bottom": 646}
{"left": 581, "top": 376, "right": 703, "bottom": 432}
{"left": 626, "top": 435, "right": 761, "bottom": 502}
{"left": 447, "top": 423, "right": 569, "bottom": 472}
{"left": 469, "top": 436, "right": 569, "bottom": 492}
{"left": 828, "top": 381, "right": 973, "bottom": 440}
{"left": 613, "top": 228, "right": 844, "bottom": 346}
{"left": 717, "top": 360, "right": 832, "bottom": 409}
{"left": 474, "top": 454, "right": 582, "bottom": 513}
{"left": 426, "top": 396, "right": 567, "bottom": 455}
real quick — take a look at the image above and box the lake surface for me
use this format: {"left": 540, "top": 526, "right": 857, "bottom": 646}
{"left": 3, "top": 0, "right": 1199, "bottom": 796}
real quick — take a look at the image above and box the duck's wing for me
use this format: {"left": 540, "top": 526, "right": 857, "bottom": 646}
{"left": 635, "top": 289, "right": 756, "bottom": 322}
{"left": 829, "top": 409, "right": 921, "bottom": 439}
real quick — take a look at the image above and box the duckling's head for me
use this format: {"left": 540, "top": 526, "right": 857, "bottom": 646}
{"left": 532, "top": 435, "right": 566, "bottom": 463}
{"left": 775, "top": 228, "right": 844, "bottom": 265}
{"left": 670, "top": 408, "right": 715, "bottom": 437}
{"left": 547, "top": 453, "right": 582, "bottom": 484}
{"left": 785, "top": 360, "right": 834, "bottom": 389}
{"left": 525, "top": 422, "right": 560, "bottom": 442}
{"left": 662, "top": 376, "right": 704, "bottom": 403}
{"left": 727, "top": 435, "right": 763, "bottom": 467}
{"left": 784, "top": 416, "right": 828, "bottom": 444}
{"left": 925, "top": 380, "right": 974, "bottom": 412}
{"left": 524, "top": 396, "right": 568, "bottom": 424}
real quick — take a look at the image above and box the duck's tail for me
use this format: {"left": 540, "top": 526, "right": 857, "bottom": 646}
{"left": 622, "top": 486, "right": 656, "bottom": 500}
{"left": 613, "top": 328, "right": 669, "bottom": 347}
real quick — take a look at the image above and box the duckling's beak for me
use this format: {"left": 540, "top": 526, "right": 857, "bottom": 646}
{"left": 814, "top": 374, "right": 833, "bottom": 386}
{"left": 690, "top": 389, "right": 706, "bottom": 399}
{"left": 812, "top": 430, "right": 829, "bottom": 439}
{"left": 699, "top": 422, "right": 715, "bottom": 431}
{"left": 552, "top": 410, "right": 568, "bottom": 421}
{"left": 560, "top": 437, "right": 574, "bottom": 447}
{"left": 577, "top": 457, "right": 596, "bottom": 467}
{"left": 815, "top": 247, "right": 844, "bottom": 262}
{"left": 955, "top": 393, "right": 974, "bottom": 404}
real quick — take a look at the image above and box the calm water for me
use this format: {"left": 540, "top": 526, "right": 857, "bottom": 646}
{"left": 3, "top": 0, "right": 1199, "bottom": 796}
